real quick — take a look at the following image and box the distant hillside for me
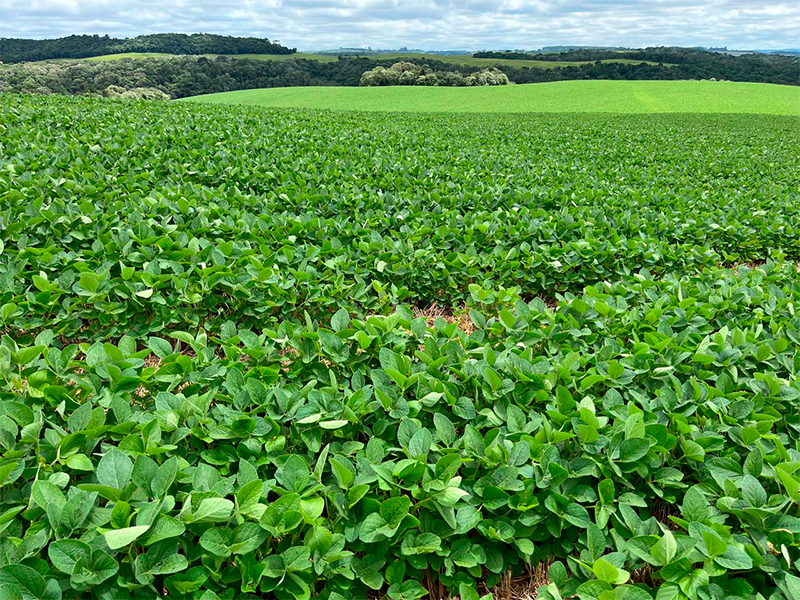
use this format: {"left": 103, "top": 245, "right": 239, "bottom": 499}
{"left": 473, "top": 47, "right": 799, "bottom": 85}
{"left": 2, "top": 52, "right": 798, "bottom": 99}
{"left": 754, "top": 49, "right": 800, "bottom": 57}
{"left": 539, "top": 45, "right": 631, "bottom": 52}
{"left": 0, "top": 33, "right": 295, "bottom": 63}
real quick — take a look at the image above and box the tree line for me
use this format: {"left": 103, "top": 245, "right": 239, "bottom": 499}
{"left": 0, "top": 33, "right": 295, "bottom": 63}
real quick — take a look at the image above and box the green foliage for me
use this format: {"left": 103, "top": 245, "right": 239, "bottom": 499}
{"left": 0, "top": 263, "right": 799, "bottom": 598}
{"left": 2, "top": 47, "right": 797, "bottom": 102}
{"left": 0, "top": 94, "right": 799, "bottom": 599}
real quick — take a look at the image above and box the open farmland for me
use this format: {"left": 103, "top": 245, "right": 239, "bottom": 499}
{"left": 186, "top": 80, "right": 800, "bottom": 114}
{"left": 1, "top": 92, "right": 800, "bottom": 600}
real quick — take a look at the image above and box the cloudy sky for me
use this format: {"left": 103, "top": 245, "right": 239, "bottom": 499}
{"left": 1, "top": 0, "right": 798, "bottom": 50}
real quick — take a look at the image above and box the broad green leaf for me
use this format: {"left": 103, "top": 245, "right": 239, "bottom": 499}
{"left": 407, "top": 428, "right": 432, "bottom": 459}
{"left": 651, "top": 529, "right": 677, "bottom": 565}
{"left": 618, "top": 438, "right": 650, "bottom": 462}
{"left": 0, "top": 564, "right": 58, "bottom": 600}
{"left": 104, "top": 525, "right": 150, "bottom": 550}
{"left": 329, "top": 456, "right": 354, "bottom": 489}
{"left": 715, "top": 545, "right": 753, "bottom": 570}
{"left": 148, "top": 337, "right": 173, "bottom": 358}
{"left": 187, "top": 498, "right": 234, "bottom": 523}
{"left": 49, "top": 540, "right": 91, "bottom": 575}
{"left": 741, "top": 474, "right": 767, "bottom": 507}
{"left": 564, "top": 503, "right": 591, "bottom": 528}
{"left": 96, "top": 448, "right": 133, "bottom": 490}
{"left": 593, "top": 558, "right": 629, "bottom": 585}
{"left": 380, "top": 496, "right": 411, "bottom": 529}
{"left": 276, "top": 455, "right": 310, "bottom": 493}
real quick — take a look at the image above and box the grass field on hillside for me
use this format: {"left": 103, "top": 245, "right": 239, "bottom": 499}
{"left": 227, "top": 52, "right": 338, "bottom": 62}
{"left": 185, "top": 79, "right": 800, "bottom": 115}
{"left": 80, "top": 51, "right": 666, "bottom": 69}
{"left": 83, "top": 52, "right": 176, "bottom": 61}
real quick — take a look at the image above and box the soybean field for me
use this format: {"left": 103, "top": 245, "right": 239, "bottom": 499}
{"left": 1, "top": 92, "right": 799, "bottom": 600}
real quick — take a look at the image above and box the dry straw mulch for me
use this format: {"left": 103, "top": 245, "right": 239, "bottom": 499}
{"left": 425, "top": 559, "right": 554, "bottom": 600}
{"left": 413, "top": 302, "right": 476, "bottom": 335}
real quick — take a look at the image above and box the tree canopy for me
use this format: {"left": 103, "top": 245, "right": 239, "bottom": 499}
{"left": 0, "top": 33, "right": 295, "bottom": 63}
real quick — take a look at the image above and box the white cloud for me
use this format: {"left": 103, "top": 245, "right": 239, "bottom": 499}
{"left": 0, "top": 0, "right": 797, "bottom": 50}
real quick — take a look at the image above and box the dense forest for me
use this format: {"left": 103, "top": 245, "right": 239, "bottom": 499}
{"left": 0, "top": 33, "right": 295, "bottom": 63}
{"left": 475, "top": 47, "right": 800, "bottom": 85}
{"left": 1, "top": 47, "right": 797, "bottom": 99}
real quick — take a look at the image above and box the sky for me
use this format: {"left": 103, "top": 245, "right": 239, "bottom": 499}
{"left": 1, "top": 1, "right": 798, "bottom": 51}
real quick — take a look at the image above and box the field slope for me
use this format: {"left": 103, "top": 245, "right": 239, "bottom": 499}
{"left": 184, "top": 79, "right": 800, "bottom": 114}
